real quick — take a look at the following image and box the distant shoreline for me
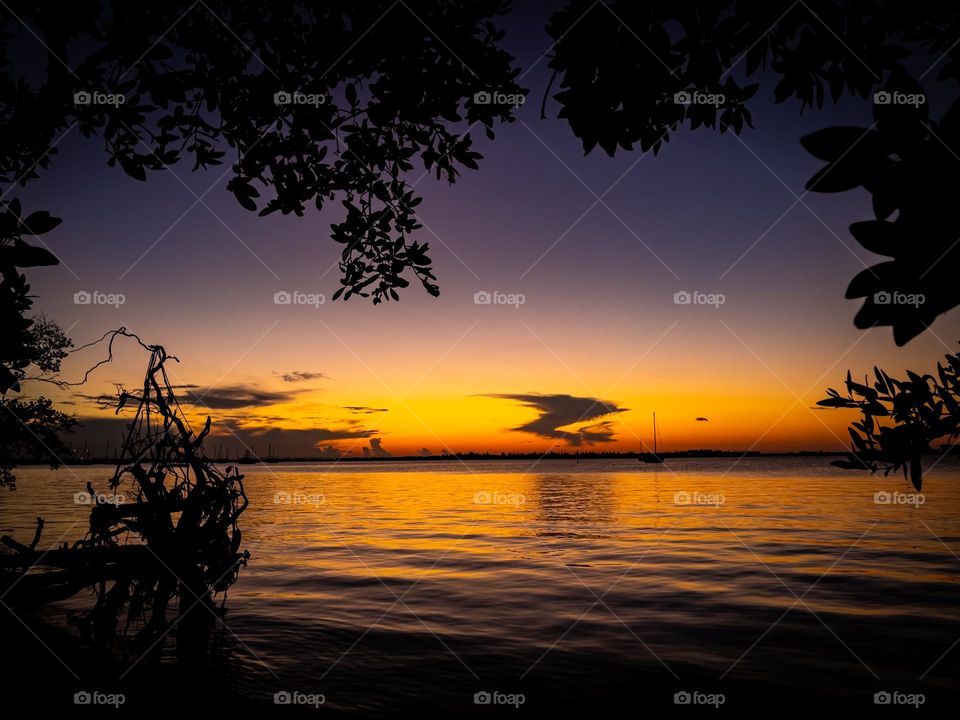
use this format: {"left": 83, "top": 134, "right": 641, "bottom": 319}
{"left": 230, "top": 450, "right": 850, "bottom": 463}
{"left": 22, "top": 449, "right": 960, "bottom": 467}
{"left": 17, "top": 449, "right": 857, "bottom": 466}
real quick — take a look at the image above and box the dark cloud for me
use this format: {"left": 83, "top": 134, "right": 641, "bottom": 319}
{"left": 75, "top": 392, "right": 115, "bottom": 403}
{"left": 696, "top": 417, "right": 710, "bottom": 422}
{"left": 77, "top": 383, "right": 199, "bottom": 403}
{"left": 369, "top": 438, "right": 391, "bottom": 457}
{"left": 343, "top": 406, "right": 389, "bottom": 414}
{"left": 65, "top": 414, "right": 380, "bottom": 460}
{"left": 573, "top": 420, "right": 620, "bottom": 444}
{"left": 80, "top": 385, "right": 297, "bottom": 411}
{"left": 240, "top": 415, "right": 288, "bottom": 425}
{"left": 314, "top": 427, "right": 378, "bottom": 442}
{"left": 178, "top": 385, "right": 299, "bottom": 409}
{"left": 208, "top": 423, "right": 378, "bottom": 456}
{"left": 65, "top": 416, "right": 137, "bottom": 456}
{"left": 73, "top": 416, "right": 131, "bottom": 435}
{"left": 486, "top": 393, "right": 627, "bottom": 446}
{"left": 276, "top": 371, "right": 328, "bottom": 383}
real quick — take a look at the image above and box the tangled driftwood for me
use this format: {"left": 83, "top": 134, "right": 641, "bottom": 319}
{"left": 1, "top": 332, "right": 248, "bottom": 648}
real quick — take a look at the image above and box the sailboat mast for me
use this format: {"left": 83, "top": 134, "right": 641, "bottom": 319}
{"left": 653, "top": 412, "right": 657, "bottom": 455}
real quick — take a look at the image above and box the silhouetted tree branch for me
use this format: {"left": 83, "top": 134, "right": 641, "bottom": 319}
{"left": 0, "top": 396, "right": 76, "bottom": 488}
{"left": 0, "top": 199, "right": 64, "bottom": 392}
{"left": 819, "top": 344, "right": 960, "bottom": 489}
{"left": 1, "top": 0, "right": 524, "bottom": 301}
{"left": 544, "top": 0, "right": 960, "bottom": 343}
{"left": 1, "top": 1, "right": 524, "bottom": 485}
{"left": 801, "top": 68, "right": 959, "bottom": 344}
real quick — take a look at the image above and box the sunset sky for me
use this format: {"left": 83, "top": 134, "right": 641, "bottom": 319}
{"left": 17, "top": 6, "right": 959, "bottom": 458}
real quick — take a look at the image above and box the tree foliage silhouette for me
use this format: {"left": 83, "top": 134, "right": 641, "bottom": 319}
{"left": 544, "top": 0, "right": 960, "bottom": 344}
{"left": 0, "top": 396, "right": 76, "bottom": 488}
{"left": 1, "top": 0, "right": 523, "bottom": 303}
{"left": 0, "top": 0, "right": 523, "bottom": 482}
{"left": 819, "top": 346, "right": 960, "bottom": 489}
{"left": 801, "top": 67, "right": 959, "bottom": 345}
{"left": 0, "top": 200, "right": 63, "bottom": 393}
{"left": 2, "top": 1, "right": 958, "bottom": 491}
{"left": 0, "top": 199, "right": 74, "bottom": 486}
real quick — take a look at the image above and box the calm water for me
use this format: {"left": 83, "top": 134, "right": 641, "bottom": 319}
{"left": 3, "top": 457, "right": 960, "bottom": 712}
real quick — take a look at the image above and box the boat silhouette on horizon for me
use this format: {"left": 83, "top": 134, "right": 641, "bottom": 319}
{"left": 640, "top": 412, "right": 664, "bottom": 464}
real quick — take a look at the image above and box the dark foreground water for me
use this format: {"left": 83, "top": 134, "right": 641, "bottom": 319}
{"left": 2, "top": 457, "right": 960, "bottom": 713}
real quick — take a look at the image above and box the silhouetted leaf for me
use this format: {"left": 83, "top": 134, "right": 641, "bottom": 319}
{"left": 21, "top": 211, "right": 62, "bottom": 235}
{"left": 10, "top": 239, "right": 58, "bottom": 267}
{"left": 849, "top": 221, "right": 899, "bottom": 256}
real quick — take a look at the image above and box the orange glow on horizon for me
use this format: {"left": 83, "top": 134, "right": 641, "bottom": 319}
{"left": 43, "top": 303, "right": 954, "bottom": 457}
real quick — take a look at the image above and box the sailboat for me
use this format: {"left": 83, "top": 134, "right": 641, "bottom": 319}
{"left": 640, "top": 412, "right": 664, "bottom": 463}
{"left": 238, "top": 444, "right": 257, "bottom": 464}
{"left": 264, "top": 442, "right": 280, "bottom": 463}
